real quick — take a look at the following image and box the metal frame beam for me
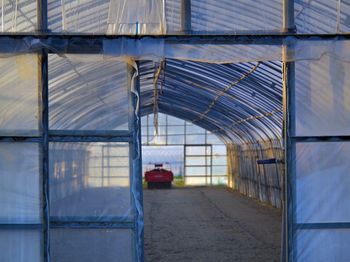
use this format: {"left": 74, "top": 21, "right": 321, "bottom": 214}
{"left": 0, "top": 34, "right": 349, "bottom": 54}
{"left": 181, "top": 0, "right": 191, "bottom": 34}
{"left": 282, "top": 0, "right": 295, "bottom": 261}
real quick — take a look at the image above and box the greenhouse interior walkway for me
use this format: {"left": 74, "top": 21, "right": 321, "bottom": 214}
{"left": 144, "top": 187, "right": 281, "bottom": 262}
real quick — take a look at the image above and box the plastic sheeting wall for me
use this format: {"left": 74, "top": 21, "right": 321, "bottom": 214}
{"left": 2, "top": 0, "right": 350, "bottom": 34}
{"left": 0, "top": 55, "right": 142, "bottom": 262}
{"left": 227, "top": 140, "right": 284, "bottom": 208}
{"left": 289, "top": 46, "right": 350, "bottom": 262}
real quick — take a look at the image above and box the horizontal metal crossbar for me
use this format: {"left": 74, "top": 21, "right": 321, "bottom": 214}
{"left": 50, "top": 221, "right": 134, "bottom": 229}
{"left": 0, "top": 34, "right": 348, "bottom": 54}
{"left": 296, "top": 223, "right": 350, "bottom": 230}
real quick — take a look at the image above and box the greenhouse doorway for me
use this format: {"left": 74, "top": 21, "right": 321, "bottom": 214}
{"left": 141, "top": 111, "right": 282, "bottom": 262}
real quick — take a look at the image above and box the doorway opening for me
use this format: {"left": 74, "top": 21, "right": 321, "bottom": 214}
{"left": 139, "top": 58, "right": 283, "bottom": 261}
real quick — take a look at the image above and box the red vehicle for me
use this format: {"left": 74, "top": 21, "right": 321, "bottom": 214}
{"left": 144, "top": 163, "right": 174, "bottom": 189}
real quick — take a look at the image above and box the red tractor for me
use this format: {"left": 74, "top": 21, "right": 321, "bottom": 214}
{"left": 144, "top": 163, "right": 174, "bottom": 189}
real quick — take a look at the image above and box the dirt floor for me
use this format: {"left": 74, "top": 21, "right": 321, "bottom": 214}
{"left": 144, "top": 187, "right": 281, "bottom": 262}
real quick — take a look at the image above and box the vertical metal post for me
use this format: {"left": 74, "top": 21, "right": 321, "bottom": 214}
{"left": 37, "top": 0, "right": 48, "bottom": 33}
{"left": 181, "top": 0, "right": 191, "bottom": 34}
{"left": 129, "top": 62, "right": 144, "bottom": 262}
{"left": 282, "top": 0, "right": 295, "bottom": 261}
{"left": 38, "top": 1, "right": 49, "bottom": 261}
{"left": 283, "top": 0, "right": 295, "bottom": 33}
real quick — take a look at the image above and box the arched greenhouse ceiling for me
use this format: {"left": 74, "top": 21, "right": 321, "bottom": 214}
{"left": 7, "top": 0, "right": 344, "bottom": 145}
{"left": 139, "top": 60, "right": 283, "bottom": 145}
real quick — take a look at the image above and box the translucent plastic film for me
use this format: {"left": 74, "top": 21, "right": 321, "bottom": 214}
{"left": 296, "top": 229, "right": 350, "bottom": 262}
{"left": 0, "top": 229, "right": 42, "bottom": 262}
{"left": 107, "top": 0, "right": 165, "bottom": 34}
{"left": 295, "top": 0, "right": 350, "bottom": 34}
{"left": 189, "top": 0, "right": 282, "bottom": 33}
{"left": 49, "top": 54, "right": 129, "bottom": 131}
{"left": 296, "top": 142, "right": 350, "bottom": 223}
{"left": 48, "top": 0, "right": 165, "bottom": 34}
{"left": 0, "top": 143, "right": 41, "bottom": 224}
{"left": 295, "top": 53, "right": 350, "bottom": 136}
{"left": 49, "top": 142, "right": 132, "bottom": 220}
{"left": 0, "top": 54, "right": 40, "bottom": 136}
{"left": 0, "top": 0, "right": 37, "bottom": 32}
{"left": 103, "top": 38, "right": 282, "bottom": 64}
{"left": 227, "top": 140, "right": 283, "bottom": 208}
{"left": 2, "top": 0, "right": 350, "bottom": 34}
{"left": 51, "top": 228, "right": 133, "bottom": 262}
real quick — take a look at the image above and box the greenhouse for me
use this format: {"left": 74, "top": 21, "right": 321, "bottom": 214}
{"left": 0, "top": 0, "right": 350, "bottom": 261}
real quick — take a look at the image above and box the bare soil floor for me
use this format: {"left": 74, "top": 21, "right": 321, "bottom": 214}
{"left": 144, "top": 187, "right": 281, "bottom": 262}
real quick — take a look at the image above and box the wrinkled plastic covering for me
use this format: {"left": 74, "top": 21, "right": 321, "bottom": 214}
{"left": 107, "top": 0, "right": 165, "bottom": 34}
{"left": 190, "top": 0, "right": 282, "bottom": 33}
{"left": 48, "top": 0, "right": 110, "bottom": 33}
{"left": 1, "top": 2, "right": 350, "bottom": 260}
{"left": 296, "top": 229, "right": 350, "bottom": 262}
{"left": 295, "top": 0, "right": 350, "bottom": 34}
{"left": 49, "top": 142, "right": 132, "bottom": 220}
{"left": 0, "top": 229, "right": 42, "bottom": 262}
{"left": 0, "top": 142, "right": 41, "bottom": 223}
{"left": 103, "top": 39, "right": 283, "bottom": 64}
{"left": 48, "top": 0, "right": 165, "bottom": 34}
{"left": 49, "top": 54, "right": 129, "bottom": 130}
{"left": 0, "top": 142, "right": 42, "bottom": 261}
{"left": 296, "top": 142, "right": 350, "bottom": 223}
{"left": 0, "top": 0, "right": 37, "bottom": 32}
{"left": 295, "top": 143, "right": 350, "bottom": 260}
{"left": 3, "top": 0, "right": 350, "bottom": 34}
{"left": 51, "top": 228, "right": 133, "bottom": 261}
{"left": 295, "top": 53, "right": 350, "bottom": 136}
{"left": 0, "top": 54, "right": 40, "bottom": 136}
{"left": 227, "top": 140, "right": 284, "bottom": 208}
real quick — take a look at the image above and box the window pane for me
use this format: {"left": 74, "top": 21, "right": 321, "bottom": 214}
{"left": 186, "top": 166, "right": 207, "bottom": 176}
{"left": 186, "top": 134, "right": 205, "bottom": 144}
{"left": 49, "top": 142, "right": 131, "bottom": 220}
{"left": 157, "top": 113, "right": 167, "bottom": 125}
{"left": 141, "top": 126, "right": 148, "bottom": 136}
{"left": 185, "top": 146, "right": 207, "bottom": 156}
{"left": 185, "top": 177, "right": 208, "bottom": 186}
{"left": 142, "top": 136, "right": 148, "bottom": 145}
{"left": 185, "top": 157, "right": 207, "bottom": 166}
{"left": 49, "top": 55, "right": 129, "bottom": 131}
{"left": 0, "top": 55, "right": 40, "bottom": 136}
{"left": 0, "top": 143, "right": 41, "bottom": 224}
{"left": 0, "top": 229, "right": 42, "bottom": 262}
{"left": 212, "top": 145, "right": 227, "bottom": 155}
{"left": 212, "top": 176, "right": 228, "bottom": 186}
{"left": 148, "top": 135, "right": 166, "bottom": 145}
{"left": 141, "top": 116, "right": 148, "bottom": 127}
{"left": 51, "top": 228, "right": 132, "bottom": 262}
{"left": 212, "top": 156, "right": 227, "bottom": 166}
{"left": 167, "top": 126, "right": 184, "bottom": 135}
{"left": 212, "top": 166, "right": 227, "bottom": 176}
{"left": 167, "top": 115, "right": 185, "bottom": 125}
{"left": 167, "top": 135, "right": 184, "bottom": 145}
{"left": 186, "top": 124, "right": 205, "bottom": 135}
{"left": 206, "top": 134, "right": 223, "bottom": 144}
